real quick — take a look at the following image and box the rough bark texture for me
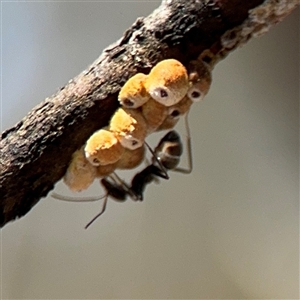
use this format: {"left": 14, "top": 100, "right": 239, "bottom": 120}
{"left": 0, "top": 0, "right": 298, "bottom": 228}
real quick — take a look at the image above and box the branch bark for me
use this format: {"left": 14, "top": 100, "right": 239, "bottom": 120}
{"left": 1, "top": 0, "right": 298, "bottom": 228}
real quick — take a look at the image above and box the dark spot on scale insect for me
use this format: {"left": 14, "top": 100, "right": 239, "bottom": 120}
{"left": 93, "top": 158, "right": 99, "bottom": 164}
{"left": 170, "top": 109, "right": 180, "bottom": 117}
{"left": 124, "top": 99, "right": 134, "bottom": 106}
{"left": 160, "top": 89, "right": 168, "bottom": 98}
{"left": 191, "top": 91, "right": 201, "bottom": 98}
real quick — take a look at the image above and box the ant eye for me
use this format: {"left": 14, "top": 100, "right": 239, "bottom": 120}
{"left": 123, "top": 99, "right": 134, "bottom": 107}
{"left": 160, "top": 89, "right": 168, "bottom": 98}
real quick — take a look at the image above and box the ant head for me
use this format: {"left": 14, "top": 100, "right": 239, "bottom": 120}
{"left": 118, "top": 73, "right": 150, "bottom": 108}
{"left": 145, "top": 59, "right": 189, "bottom": 106}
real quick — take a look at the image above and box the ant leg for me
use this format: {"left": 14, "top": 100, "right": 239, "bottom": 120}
{"left": 173, "top": 112, "right": 193, "bottom": 174}
{"left": 51, "top": 192, "right": 105, "bottom": 202}
{"left": 144, "top": 141, "right": 169, "bottom": 179}
{"left": 110, "top": 173, "right": 131, "bottom": 190}
{"left": 139, "top": 156, "right": 159, "bottom": 183}
{"left": 85, "top": 195, "right": 109, "bottom": 229}
{"left": 111, "top": 172, "right": 139, "bottom": 201}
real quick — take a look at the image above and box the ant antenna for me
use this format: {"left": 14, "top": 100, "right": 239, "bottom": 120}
{"left": 51, "top": 192, "right": 104, "bottom": 202}
{"left": 85, "top": 176, "right": 130, "bottom": 228}
{"left": 144, "top": 141, "right": 169, "bottom": 180}
{"left": 85, "top": 194, "right": 109, "bottom": 229}
{"left": 51, "top": 191, "right": 108, "bottom": 229}
{"left": 173, "top": 112, "right": 193, "bottom": 174}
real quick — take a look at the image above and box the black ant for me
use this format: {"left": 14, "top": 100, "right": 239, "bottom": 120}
{"left": 130, "top": 127, "right": 192, "bottom": 201}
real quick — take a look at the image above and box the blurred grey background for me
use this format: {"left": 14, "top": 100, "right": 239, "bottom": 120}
{"left": 1, "top": 2, "right": 299, "bottom": 299}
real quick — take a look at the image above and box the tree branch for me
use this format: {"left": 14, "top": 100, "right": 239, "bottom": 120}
{"left": 1, "top": 0, "right": 298, "bottom": 228}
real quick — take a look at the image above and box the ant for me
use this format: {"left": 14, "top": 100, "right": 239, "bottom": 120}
{"left": 52, "top": 115, "right": 192, "bottom": 228}
{"left": 130, "top": 126, "right": 192, "bottom": 201}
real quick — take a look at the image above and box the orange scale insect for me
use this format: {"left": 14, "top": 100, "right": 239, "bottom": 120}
{"left": 63, "top": 147, "right": 97, "bottom": 192}
{"left": 186, "top": 59, "right": 212, "bottom": 102}
{"left": 118, "top": 73, "right": 150, "bottom": 109}
{"left": 109, "top": 107, "right": 148, "bottom": 151}
{"left": 145, "top": 59, "right": 189, "bottom": 107}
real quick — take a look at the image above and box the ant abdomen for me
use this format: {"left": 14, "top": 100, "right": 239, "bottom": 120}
{"left": 153, "top": 130, "right": 183, "bottom": 170}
